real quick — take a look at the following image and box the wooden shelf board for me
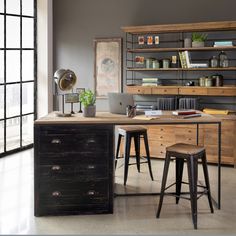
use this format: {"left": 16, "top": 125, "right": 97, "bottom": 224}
{"left": 127, "top": 67, "right": 236, "bottom": 71}
{"left": 127, "top": 46, "right": 236, "bottom": 53}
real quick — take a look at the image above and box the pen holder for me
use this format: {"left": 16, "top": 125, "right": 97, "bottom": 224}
{"left": 126, "top": 105, "right": 136, "bottom": 118}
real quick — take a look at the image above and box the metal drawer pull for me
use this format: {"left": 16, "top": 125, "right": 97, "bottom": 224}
{"left": 87, "top": 139, "right": 96, "bottom": 144}
{"left": 52, "top": 191, "right": 61, "bottom": 197}
{"left": 51, "top": 139, "right": 61, "bottom": 144}
{"left": 87, "top": 165, "right": 95, "bottom": 169}
{"left": 51, "top": 165, "right": 61, "bottom": 171}
{"left": 87, "top": 190, "right": 95, "bottom": 196}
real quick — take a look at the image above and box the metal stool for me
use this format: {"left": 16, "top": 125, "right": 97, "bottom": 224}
{"left": 115, "top": 126, "right": 154, "bottom": 185}
{"left": 156, "top": 143, "right": 214, "bottom": 229}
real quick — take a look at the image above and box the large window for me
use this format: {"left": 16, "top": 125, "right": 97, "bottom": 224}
{"left": 0, "top": 0, "right": 37, "bottom": 157}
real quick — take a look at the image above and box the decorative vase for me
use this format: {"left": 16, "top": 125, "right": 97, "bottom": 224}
{"left": 192, "top": 41, "right": 204, "bottom": 48}
{"left": 83, "top": 105, "right": 96, "bottom": 117}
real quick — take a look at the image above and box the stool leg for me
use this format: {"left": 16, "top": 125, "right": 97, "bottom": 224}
{"left": 134, "top": 134, "right": 141, "bottom": 172}
{"left": 187, "top": 156, "right": 198, "bottom": 230}
{"left": 143, "top": 132, "right": 154, "bottom": 181}
{"left": 176, "top": 158, "right": 184, "bottom": 204}
{"left": 124, "top": 133, "right": 131, "bottom": 186}
{"left": 156, "top": 152, "right": 171, "bottom": 218}
{"left": 201, "top": 151, "right": 214, "bottom": 213}
{"left": 115, "top": 134, "right": 122, "bottom": 170}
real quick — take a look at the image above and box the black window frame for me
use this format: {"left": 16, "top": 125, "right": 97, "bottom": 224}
{"left": 0, "top": 0, "right": 37, "bottom": 158}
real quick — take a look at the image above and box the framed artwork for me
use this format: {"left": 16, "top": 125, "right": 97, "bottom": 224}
{"left": 76, "top": 88, "right": 85, "bottom": 98}
{"left": 65, "top": 93, "right": 80, "bottom": 103}
{"left": 94, "top": 38, "right": 122, "bottom": 98}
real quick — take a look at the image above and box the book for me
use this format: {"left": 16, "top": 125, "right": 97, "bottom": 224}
{"left": 214, "top": 41, "right": 233, "bottom": 47}
{"left": 182, "top": 113, "right": 202, "bottom": 119}
{"left": 172, "top": 110, "right": 197, "bottom": 116}
{"left": 183, "top": 50, "right": 192, "bottom": 68}
{"left": 203, "top": 108, "right": 236, "bottom": 115}
{"left": 179, "top": 52, "right": 187, "bottom": 68}
{"left": 190, "top": 63, "right": 208, "bottom": 68}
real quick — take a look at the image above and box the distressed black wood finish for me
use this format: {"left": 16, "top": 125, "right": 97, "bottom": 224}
{"left": 34, "top": 124, "right": 114, "bottom": 216}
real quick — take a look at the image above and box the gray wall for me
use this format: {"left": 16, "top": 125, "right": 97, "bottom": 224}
{"left": 53, "top": 0, "right": 236, "bottom": 112}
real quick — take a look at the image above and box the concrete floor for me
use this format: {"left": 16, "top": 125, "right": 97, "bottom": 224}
{"left": 0, "top": 149, "right": 236, "bottom": 235}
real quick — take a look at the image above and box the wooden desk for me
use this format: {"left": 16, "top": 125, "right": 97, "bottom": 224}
{"left": 34, "top": 111, "right": 221, "bottom": 216}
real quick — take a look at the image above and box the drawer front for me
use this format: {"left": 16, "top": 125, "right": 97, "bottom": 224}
{"left": 39, "top": 152, "right": 108, "bottom": 165}
{"left": 179, "top": 87, "right": 207, "bottom": 95}
{"left": 207, "top": 88, "right": 236, "bottom": 96}
{"left": 39, "top": 163, "right": 108, "bottom": 181}
{"left": 39, "top": 133, "right": 109, "bottom": 154}
{"left": 152, "top": 87, "right": 178, "bottom": 95}
{"left": 39, "top": 180, "right": 109, "bottom": 205}
{"left": 126, "top": 86, "right": 152, "bottom": 94}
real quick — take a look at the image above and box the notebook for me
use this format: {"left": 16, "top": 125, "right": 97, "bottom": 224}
{"left": 108, "top": 93, "right": 134, "bottom": 115}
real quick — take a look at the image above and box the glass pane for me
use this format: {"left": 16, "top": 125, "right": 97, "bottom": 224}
{"left": 0, "top": 15, "right": 4, "bottom": 48}
{"left": 0, "top": 0, "right": 4, "bottom": 13}
{"left": 6, "top": 0, "right": 20, "bottom": 15}
{"left": 0, "top": 120, "right": 4, "bottom": 153}
{"left": 22, "top": 114, "right": 33, "bottom": 146}
{"left": 22, "top": 50, "right": 34, "bottom": 81}
{"left": 22, "top": 18, "right": 34, "bottom": 48}
{"left": 0, "top": 85, "right": 4, "bottom": 119}
{"left": 6, "top": 84, "right": 20, "bottom": 117}
{"left": 0, "top": 51, "right": 4, "bottom": 83}
{"left": 22, "top": 0, "right": 34, "bottom": 16}
{"left": 6, "top": 16, "right": 20, "bottom": 48}
{"left": 6, "top": 117, "right": 20, "bottom": 151}
{"left": 6, "top": 50, "right": 20, "bottom": 82}
{"left": 22, "top": 82, "right": 34, "bottom": 114}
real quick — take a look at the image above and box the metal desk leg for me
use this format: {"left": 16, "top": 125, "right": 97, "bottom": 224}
{"left": 218, "top": 122, "right": 221, "bottom": 209}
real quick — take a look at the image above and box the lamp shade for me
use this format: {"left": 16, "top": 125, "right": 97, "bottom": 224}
{"left": 54, "top": 69, "right": 77, "bottom": 94}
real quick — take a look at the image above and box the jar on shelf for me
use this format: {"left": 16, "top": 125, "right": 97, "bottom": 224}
{"left": 152, "top": 59, "right": 160, "bottom": 69}
{"left": 205, "top": 77, "right": 213, "bottom": 87}
{"left": 162, "top": 59, "right": 170, "bottom": 68}
{"left": 209, "top": 56, "right": 218, "bottom": 68}
{"left": 219, "top": 51, "right": 229, "bottom": 67}
{"left": 145, "top": 58, "right": 155, "bottom": 68}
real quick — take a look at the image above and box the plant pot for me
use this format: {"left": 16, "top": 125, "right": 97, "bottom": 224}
{"left": 83, "top": 105, "right": 96, "bottom": 117}
{"left": 192, "top": 41, "right": 204, "bottom": 48}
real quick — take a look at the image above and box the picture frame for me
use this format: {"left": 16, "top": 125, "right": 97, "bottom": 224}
{"left": 94, "top": 38, "right": 122, "bottom": 99}
{"left": 65, "top": 93, "right": 80, "bottom": 103}
{"left": 76, "top": 88, "right": 85, "bottom": 99}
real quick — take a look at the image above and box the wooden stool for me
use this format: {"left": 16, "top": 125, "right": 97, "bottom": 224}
{"left": 156, "top": 143, "right": 214, "bottom": 229}
{"left": 115, "top": 126, "right": 154, "bottom": 185}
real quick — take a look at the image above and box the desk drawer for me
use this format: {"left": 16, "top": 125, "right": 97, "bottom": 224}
{"left": 179, "top": 87, "right": 207, "bottom": 95}
{"left": 39, "top": 133, "right": 109, "bottom": 154}
{"left": 39, "top": 163, "right": 108, "bottom": 181}
{"left": 152, "top": 87, "right": 178, "bottom": 95}
{"left": 39, "top": 153, "right": 108, "bottom": 166}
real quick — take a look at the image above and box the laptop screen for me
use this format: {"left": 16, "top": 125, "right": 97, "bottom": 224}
{"left": 108, "top": 93, "right": 134, "bottom": 114}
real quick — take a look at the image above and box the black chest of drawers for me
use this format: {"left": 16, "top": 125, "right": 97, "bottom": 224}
{"left": 34, "top": 124, "right": 114, "bottom": 216}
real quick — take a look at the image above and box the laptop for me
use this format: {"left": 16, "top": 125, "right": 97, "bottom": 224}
{"left": 108, "top": 93, "right": 134, "bottom": 114}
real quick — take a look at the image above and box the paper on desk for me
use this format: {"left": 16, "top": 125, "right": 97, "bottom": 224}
{"left": 132, "top": 115, "right": 160, "bottom": 120}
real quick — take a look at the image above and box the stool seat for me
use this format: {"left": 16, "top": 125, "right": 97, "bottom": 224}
{"left": 166, "top": 143, "right": 205, "bottom": 155}
{"left": 118, "top": 126, "right": 147, "bottom": 135}
{"left": 115, "top": 125, "right": 153, "bottom": 185}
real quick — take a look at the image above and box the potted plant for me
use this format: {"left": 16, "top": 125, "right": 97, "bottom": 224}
{"left": 80, "top": 89, "right": 96, "bottom": 117}
{"left": 192, "top": 32, "right": 207, "bottom": 48}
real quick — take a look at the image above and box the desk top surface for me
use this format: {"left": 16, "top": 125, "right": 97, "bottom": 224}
{"left": 35, "top": 111, "right": 222, "bottom": 125}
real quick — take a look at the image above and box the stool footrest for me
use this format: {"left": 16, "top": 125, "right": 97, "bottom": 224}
{"left": 164, "top": 190, "right": 209, "bottom": 201}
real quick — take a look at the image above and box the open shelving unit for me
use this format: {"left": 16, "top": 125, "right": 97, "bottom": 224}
{"left": 121, "top": 21, "right": 236, "bottom": 166}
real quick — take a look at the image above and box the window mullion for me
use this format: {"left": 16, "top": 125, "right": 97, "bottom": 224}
{"left": 20, "top": 0, "right": 23, "bottom": 147}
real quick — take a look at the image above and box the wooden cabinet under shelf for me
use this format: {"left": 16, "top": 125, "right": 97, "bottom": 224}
{"left": 126, "top": 85, "right": 236, "bottom": 96}
{"left": 121, "top": 116, "right": 236, "bottom": 166}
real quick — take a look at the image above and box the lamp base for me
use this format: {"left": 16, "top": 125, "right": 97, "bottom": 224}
{"left": 55, "top": 112, "right": 72, "bottom": 117}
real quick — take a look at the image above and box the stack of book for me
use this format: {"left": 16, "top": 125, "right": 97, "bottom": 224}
{"left": 179, "top": 51, "right": 208, "bottom": 68}
{"left": 142, "top": 78, "right": 159, "bottom": 86}
{"left": 136, "top": 104, "right": 156, "bottom": 111}
{"left": 214, "top": 41, "right": 233, "bottom": 47}
{"left": 172, "top": 110, "right": 201, "bottom": 119}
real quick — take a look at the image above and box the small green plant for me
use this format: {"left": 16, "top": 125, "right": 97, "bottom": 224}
{"left": 79, "top": 90, "right": 96, "bottom": 107}
{"left": 192, "top": 32, "right": 207, "bottom": 42}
